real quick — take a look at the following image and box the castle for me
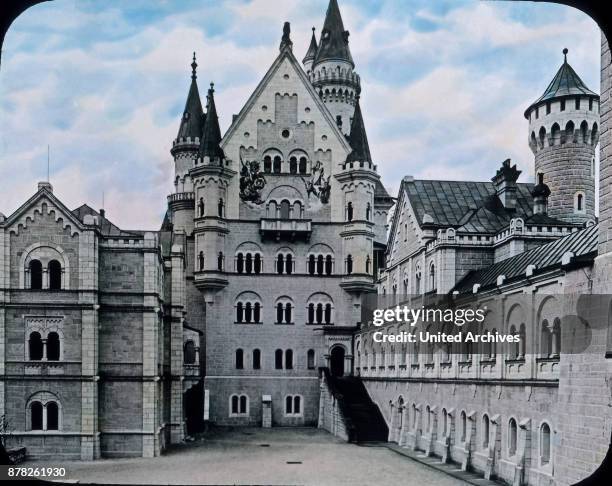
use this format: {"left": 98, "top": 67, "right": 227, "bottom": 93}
{"left": 1, "top": 1, "right": 611, "bottom": 485}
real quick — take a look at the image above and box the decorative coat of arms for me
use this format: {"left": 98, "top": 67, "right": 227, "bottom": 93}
{"left": 239, "top": 159, "right": 267, "bottom": 204}
{"left": 302, "top": 160, "right": 331, "bottom": 204}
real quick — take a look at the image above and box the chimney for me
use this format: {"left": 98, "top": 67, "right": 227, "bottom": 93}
{"left": 531, "top": 173, "right": 551, "bottom": 215}
{"left": 99, "top": 209, "right": 106, "bottom": 219}
{"left": 491, "top": 159, "right": 521, "bottom": 210}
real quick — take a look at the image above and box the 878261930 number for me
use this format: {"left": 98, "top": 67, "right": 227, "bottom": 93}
{"left": 7, "top": 467, "right": 66, "bottom": 478}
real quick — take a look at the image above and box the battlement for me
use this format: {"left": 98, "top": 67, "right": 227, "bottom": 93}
{"left": 341, "top": 160, "right": 377, "bottom": 171}
{"left": 309, "top": 69, "right": 360, "bottom": 88}
{"left": 101, "top": 232, "right": 159, "bottom": 250}
{"left": 194, "top": 156, "right": 233, "bottom": 168}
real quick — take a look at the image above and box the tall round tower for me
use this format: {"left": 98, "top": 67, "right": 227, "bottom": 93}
{"left": 525, "top": 48, "right": 599, "bottom": 224}
{"left": 307, "top": 0, "right": 360, "bottom": 135}
{"left": 169, "top": 53, "right": 204, "bottom": 235}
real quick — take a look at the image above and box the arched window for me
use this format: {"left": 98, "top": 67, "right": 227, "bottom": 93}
{"left": 460, "top": 411, "right": 467, "bottom": 443}
{"left": 299, "top": 157, "right": 308, "bottom": 174}
{"left": 30, "top": 401, "right": 43, "bottom": 430}
{"left": 415, "top": 265, "right": 422, "bottom": 294}
{"left": 540, "top": 422, "right": 551, "bottom": 465}
{"left": 346, "top": 202, "right": 353, "bottom": 222}
{"left": 273, "top": 155, "right": 282, "bottom": 173}
{"left": 565, "top": 120, "right": 575, "bottom": 143}
{"left": 575, "top": 192, "right": 585, "bottom": 212}
{"left": 254, "top": 302, "right": 261, "bottom": 324}
{"left": 317, "top": 255, "right": 324, "bottom": 275}
{"left": 591, "top": 122, "right": 598, "bottom": 145}
{"left": 509, "top": 418, "right": 518, "bottom": 456}
{"left": 184, "top": 340, "right": 196, "bottom": 364}
{"left": 235, "top": 349, "right": 244, "bottom": 369}
{"left": 366, "top": 203, "right": 371, "bottom": 221}
{"left": 346, "top": 255, "right": 353, "bottom": 274}
{"left": 442, "top": 409, "right": 448, "bottom": 436}
{"left": 276, "top": 303, "right": 283, "bottom": 323}
{"left": 324, "top": 304, "right": 332, "bottom": 324}
{"left": 308, "top": 303, "right": 315, "bottom": 324}
{"left": 429, "top": 262, "right": 435, "bottom": 291}
{"left": 253, "top": 349, "right": 261, "bottom": 369}
{"left": 29, "top": 331, "right": 43, "bottom": 361}
{"left": 198, "top": 252, "right": 204, "bottom": 271}
{"left": 285, "top": 304, "right": 292, "bottom": 324}
{"left": 325, "top": 255, "right": 333, "bottom": 275}
{"left": 30, "top": 260, "right": 43, "bottom": 290}
{"left": 307, "top": 349, "right": 315, "bottom": 369}
{"left": 230, "top": 394, "right": 249, "bottom": 416}
{"left": 289, "top": 157, "right": 297, "bottom": 174}
{"left": 308, "top": 255, "right": 316, "bottom": 275}
{"left": 217, "top": 252, "right": 224, "bottom": 271}
{"left": 236, "top": 302, "right": 244, "bottom": 323}
{"left": 539, "top": 126, "right": 546, "bottom": 148}
{"left": 285, "top": 349, "right": 293, "bottom": 369}
{"left": 365, "top": 256, "right": 371, "bottom": 274}
{"left": 218, "top": 198, "right": 224, "bottom": 218}
{"left": 277, "top": 254, "right": 284, "bottom": 274}
{"left": 245, "top": 253, "right": 253, "bottom": 274}
{"left": 46, "top": 402, "right": 59, "bottom": 431}
{"left": 47, "top": 332, "right": 60, "bottom": 361}
{"left": 482, "top": 414, "right": 490, "bottom": 448}
{"left": 285, "top": 395, "right": 302, "bottom": 416}
{"left": 264, "top": 155, "right": 272, "bottom": 173}
{"left": 244, "top": 302, "right": 253, "bottom": 323}
{"left": 280, "top": 200, "right": 291, "bottom": 219}
{"left": 285, "top": 254, "right": 293, "bottom": 275}
{"left": 315, "top": 303, "right": 323, "bottom": 324}
{"left": 48, "top": 260, "right": 62, "bottom": 290}
{"left": 254, "top": 254, "right": 262, "bottom": 274}
{"left": 198, "top": 198, "right": 205, "bottom": 217}
{"left": 275, "top": 349, "right": 283, "bottom": 369}
{"left": 580, "top": 120, "right": 589, "bottom": 143}
{"left": 551, "top": 123, "right": 561, "bottom": 145}
{"left": 236, "top": 253, "right": 244, "bottom": 274}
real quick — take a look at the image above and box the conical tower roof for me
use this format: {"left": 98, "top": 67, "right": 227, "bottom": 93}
{"left": 176, "top": 53, "right": 205, "bottom": 140}
{"left": 303, "top": 27, "right": 318, "bottom": 64}
{"left": 314, "top": 0, "right": 353, "bottom": 67}
{"left": 346, "top": 97, "right": 371, "bottom": 163}
{"left": 525, "top": 48, "right": 598, "bottom": 117}
{"left": 199, "top": 83, "right": 224, "bottom": 159}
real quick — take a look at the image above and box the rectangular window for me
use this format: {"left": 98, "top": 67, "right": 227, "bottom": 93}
{"left": 535, "top": 107, "right": 539, "bottom": 119}
{"left": 560, "top": 99, "right": 565, "bottom": 111}
{"left": 589, "top": 98, "right": 593, "bottom": 111}
{"left": 546, "top": 102, "right": 551, "bottom": 114}
{"left": 575, "top": 98, "right": 580, "bottom": 110}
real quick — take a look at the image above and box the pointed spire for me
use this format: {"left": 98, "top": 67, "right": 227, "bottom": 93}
{"left": 346, "top": 96, "right": 371, "bottom": 163}
{"left": 176, "top": 52, "right": 205, "bottom": 141}
{"left": 314, "top": 0, "right": 354, "bottom": 67}
{"left": 199, "top": 82, "right": 224, "bottom": 160}
{"left": 525, "top": 47, "right": 598, "bottom": 118}
{"left": 303, "top": 27, "right": 318, "bottom": 64}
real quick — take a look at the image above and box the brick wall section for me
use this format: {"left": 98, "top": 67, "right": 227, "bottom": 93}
{"left": 600, "top": 35, "right": 612, "bottom": 254}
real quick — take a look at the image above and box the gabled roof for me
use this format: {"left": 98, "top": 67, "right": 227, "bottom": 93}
{"left": 3, "top": 184, "right": 85, "bottom": 232}
{"left": 72, "top": 205, "right": 143, "bottom": 237}
{"left": 220, "top": 38, "right": 352, "bottom": 155}
{"left": 525, "top": 49, "right": 598, "bottom": 117}
{"left": 453, "top": 224, "right": 598, "bottom": 294}
{"left": 303, "top": 27, "right": 318, "bottom": 64}
{"left": 199, "top": 83, "right": 224, "bottom": 159}
{"left": 346, "top": 97, "right": 371, "bottom": 163}
{"left": 313, "top": 0, "right": 354, "bottom": 67}
{"left": 403, "top": 179, "right": 536, "bottom": 232}
{"left": 176, "top": 53, "right": 205, "bottom": 141}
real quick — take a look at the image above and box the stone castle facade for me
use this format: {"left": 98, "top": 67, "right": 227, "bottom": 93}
{"left": 1, "top": 2, "right": 611, "bottom": 485}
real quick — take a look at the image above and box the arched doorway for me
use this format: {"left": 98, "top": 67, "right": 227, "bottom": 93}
{"left": 330, "top": 346, "right": 345, "bottom": 377}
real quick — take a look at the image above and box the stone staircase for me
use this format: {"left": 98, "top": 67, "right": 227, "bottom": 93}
{"left": 325, "top": 372, "right": 388, "bottom": 443}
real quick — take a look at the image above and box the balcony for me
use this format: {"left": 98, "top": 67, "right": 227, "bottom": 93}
{"left": 194, "top": 270, "right": 228, "bottom": 290}
{"left": 260, "top": 218, "right": 312, "bottom": 242}
{"left": 340, "top": 273, "right": 375, "bottom": 293}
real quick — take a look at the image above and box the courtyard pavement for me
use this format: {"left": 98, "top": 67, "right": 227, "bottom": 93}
{"left": 33, "top": 427, "right": 469, "bottom": 485}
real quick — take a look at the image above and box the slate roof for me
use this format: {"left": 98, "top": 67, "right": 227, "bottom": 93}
{"left": 346, "top": 98, "right": 371, "bottom": 163}
{"left": 199, "top": 84, "right": 224, "bottom": 159}
{"left": 303, "top": 27, "right": 318, "bottom": 64}
{"left": 72, "top": 205, "right": 143, "bottom": 237}
{"left": 524, "top": 49, "right": 598, "bottom": 117}
{"left": 453, "top": 224, "right": 598, "bottom": 294}
{"left": 176, "top": 54, "right": 205, "bottom": 141}
{"left": 314, "top": 0, "right": 354, "bottom": 67}
{"left": 404, "top": 179, "right": 538, "bottom": 232}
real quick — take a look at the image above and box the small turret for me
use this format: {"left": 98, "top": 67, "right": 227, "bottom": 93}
{"left": 309, "top": 0, "right": 360, "bottom": 135}
{"left": 303, "top": 27, "right": 318, "bottom": 74}
{"left": 199, "top": 83, "right": 224, "bottom": 162}
{"left": 346, "top": 96, "right": 371, "bottom": 163}
{"left": 525, "top": 48, "right": 599, "bottom": 224}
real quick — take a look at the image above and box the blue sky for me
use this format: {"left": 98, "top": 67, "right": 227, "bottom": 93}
{"left": 0, "top": 0, "right": 601, "bottom": 229}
